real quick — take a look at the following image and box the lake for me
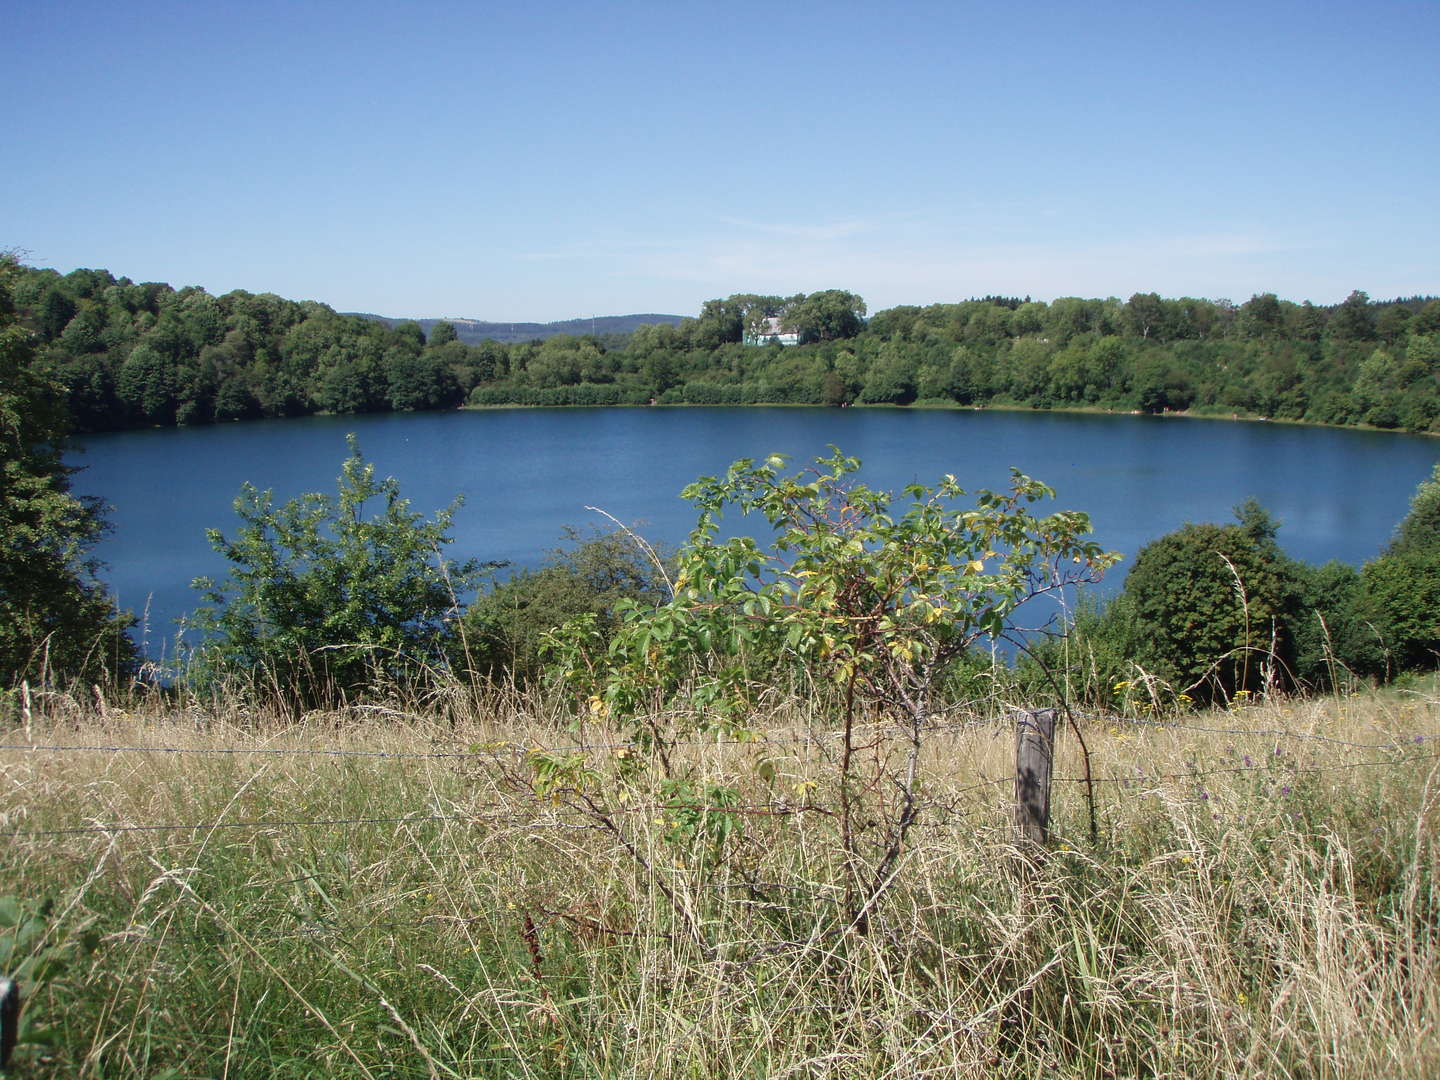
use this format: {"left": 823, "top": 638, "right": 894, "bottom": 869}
{"left": 68, "top": 406, "right": 1440, "bottom": 657}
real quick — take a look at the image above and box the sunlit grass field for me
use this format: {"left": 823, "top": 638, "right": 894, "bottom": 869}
{"left": 2, "top": 682, "right": 1437, "bottom": 1078}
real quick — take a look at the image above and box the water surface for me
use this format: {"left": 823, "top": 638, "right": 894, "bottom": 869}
{"left": 69, "top": 407, "right": 1440, "bottom": 656}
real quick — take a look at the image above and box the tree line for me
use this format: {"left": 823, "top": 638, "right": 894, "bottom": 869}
{"left": 9, "top": 261, "right": 1440, "bottom": 433}
{"left": 3, "top": 254, "right": 1437, "bottom": 705}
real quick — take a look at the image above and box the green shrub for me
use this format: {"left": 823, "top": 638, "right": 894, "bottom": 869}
{"left": 1115, "top": 500, "right": 1304, "bottom": 702}
{"left": 1385, "top": 462, "right": 1440, "bottom": 558}
{"left": 453, "top": 526, "right": 672, "bottom": 683}
{"left": 545, "top": 449, "right": 1116, "bottom": 929}
{"left": 1357, "top": 550, "right": 1440, "bottom": 675}
{"left": 1353, "top": 463, "right": 1440, "bottom": 677}
{"left": 1291, "top": 559, "right": 1379, "bottom": 688}
{"left": 185, "top": 436, "right": 492, "bottom": 711}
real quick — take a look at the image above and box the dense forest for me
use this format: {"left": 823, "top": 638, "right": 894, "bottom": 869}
{"left": 9, "top": 262, "right": 1440, "bottom": 434}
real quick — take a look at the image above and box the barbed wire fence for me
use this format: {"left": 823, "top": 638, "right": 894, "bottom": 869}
{"left": 3, "top": 704, "right": 1436, "bottom": 1068}
{"left": 2, "top": 710, "right": 1433, "bottom": 841}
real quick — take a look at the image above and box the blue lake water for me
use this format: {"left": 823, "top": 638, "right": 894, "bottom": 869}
{"left": 67, "top": 406, "right": 1440, "bottom": 657}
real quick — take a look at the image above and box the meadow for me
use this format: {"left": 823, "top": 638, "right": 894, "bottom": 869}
{"left": 2, "top": 681, "right": 1437, "bottom": 1079}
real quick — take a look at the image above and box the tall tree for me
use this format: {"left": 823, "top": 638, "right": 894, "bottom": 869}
{"left": 1327, "top": 290, "right": 1376, "bottom": 342}
{"left": 0, "top": 256, "right": 137, "bottom": 685}
{"left": 785, "top": 289, "right": 867, "bottom": 343}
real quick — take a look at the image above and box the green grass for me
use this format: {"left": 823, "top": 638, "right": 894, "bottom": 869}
{"left": 2, "top": 685, "right": 1437, "bottom": 1078}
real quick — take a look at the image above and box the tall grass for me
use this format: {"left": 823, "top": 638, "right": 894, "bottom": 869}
{"left": 2, "top": 684, "right": 1436, "bottom": 1077}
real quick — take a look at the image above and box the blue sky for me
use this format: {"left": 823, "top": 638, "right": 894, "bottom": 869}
{"left": 7, "top": 0, "right": 1438, "bottom": 321}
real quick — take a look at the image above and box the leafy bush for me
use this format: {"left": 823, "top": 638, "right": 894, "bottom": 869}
{"left": 1357, "top": 551, "right": 1440, "bottom": 675}
{"left": 186, "top": 437, "right": 492, "bottom": 711}
{"left": 546, "top": 449, "right": 1116, "bottom": 929}
{"left": 453, "top": 526, "right": 672, "bottom": 683}
{"left": 1353, "top": 464, "right": 1440, "bottom": 676}
{"left": 1384, "top": 462, "right": 1440, "bottom": 558}
{"left": 1114, "top": 500, "right": 1305, "bottom": 702}
{"left": 1014, "top": 591, "right": 1145, "bottom": 709}
{"left": 1290, "top": 559, "right": 1378, "bottom": 688}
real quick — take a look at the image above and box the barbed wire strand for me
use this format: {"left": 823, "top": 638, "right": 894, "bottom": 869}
{"left": 9, "top": 752, "right": 1436, "bottom": 842}
{"left": 1, "top": 714, "right": 1428, "bottom": 763}
{"left": 1051, "top": 748, "right": 1440, "bottom": 784}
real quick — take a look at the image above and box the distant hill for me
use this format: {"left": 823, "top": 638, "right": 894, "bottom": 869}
{"left": 347, "top": 312, "right": 686, "bottom": 345}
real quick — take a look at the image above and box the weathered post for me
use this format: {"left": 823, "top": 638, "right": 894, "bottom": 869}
{"left": 1013, "top": 708, "right": 1056, "bottom": 849}
{"left": 1003, "top": 708, "right": 1058, "bottom": 1047}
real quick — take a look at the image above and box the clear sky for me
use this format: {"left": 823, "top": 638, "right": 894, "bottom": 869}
{"left": 7, "top": 0, "right": 1438, "bottom": 322}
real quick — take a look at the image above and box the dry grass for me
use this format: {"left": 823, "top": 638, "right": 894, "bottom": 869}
{"left": 2, "top": 683, "right": 1437, "bottom": 1078}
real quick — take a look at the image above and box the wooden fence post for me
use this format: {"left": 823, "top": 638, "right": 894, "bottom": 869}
{"left": 1013, "top": 708, "right": 1056, "bottom": 850}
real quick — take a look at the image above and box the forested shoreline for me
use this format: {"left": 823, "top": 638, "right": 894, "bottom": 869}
{"left": 4, "top": 250, "right": 1440, "bottom": 739}
{"left": 9, "top": 262, "right": 1439, "bottom": 435}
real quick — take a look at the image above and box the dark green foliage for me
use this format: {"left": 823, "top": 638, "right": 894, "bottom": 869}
{"left": 385, "top": 349, "right": 458, "bottom": 411}
{"left": 784, "top": 289, "right": 867, "bottom": 343}
{"left": 1352, "top": 464, "right": 1440, "bottom": 674}
{"left": 1012, "top": 591, "right": 1142, "bottom": 709}
{"left": 1062, "top": 472, "right": 1440, "bottom": 702}
{"left": 1355, "top": 551, "right": 1440, "bottom": 675}
{"left": 0, "top": 258, "right": 137, "bottom": 686}
{"left": 1115, "top": 501, "right": 1304, "bottom": 702}
{"left": 1383, "top": 463, "right": 1440, "bottom": 558}
{"left": 1327, "top": 290, "right": 1377, "bottom": 342}
{"left": 1290, "top": 560, "right": 1378, "bottom": 687}
{"left": 454, "top": 526, "right": 672, "bottom": 682}
{"left": 186, "top": 437, "right": 492, "bottom": 710}
{"left": 6, "top": 258, "right": 1437, "bottom": 435}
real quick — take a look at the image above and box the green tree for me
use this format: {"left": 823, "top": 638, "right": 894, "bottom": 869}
{"left": 1412, "top": 300, "right": 1440, "bottom": 336}
{"left": 1328, "top": 290, "right": 1376, "bottom": 342}
{"left": 690, "top": 298, "right": 746, "bottom": 348}
{"left": 385, "top": 349, "right": 458, "bottom": 411}
{"left": 1125, "top": 292, "right": 1175, "bottom": 341}
{"left": 1290, "top": 560, "right": 1377, "bottom": 689}
{"left": 1383, "top": 462, "right": 1440, "bottom": 558}
{"left": 547, "top": 450, "right": 1115, "bottom": 929}
{"left": 1115, "top": 501, "right": 1304, "bottom": 702}
{"left": 1354, "top": 464, "right": 1440, "bottom": 674}
{"left": 1133, "top": 353, "right": 1195, "bottom": 413}
{"left": 116, "top": 343, "right": 178, "bottom": 425}
{"left": 857, "top": 344, "right": 917, "bottom": 404}
{"left": 36, "top": 286, "right": 78, "bottom": 341}
{"left": 785, "top": 289, "right": 867, "bottom": 343}
{"left": 0, "top": 257, "right": 137, "bottom": 685}
{"left": 1356, "top": 552, "right": 1440, "bottom": 675}
{"left": 187, "top": 437, "right": 492, "bottom": 710}
{"left": 1376, "top": 304, "right": 1412, "bottom": 344}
